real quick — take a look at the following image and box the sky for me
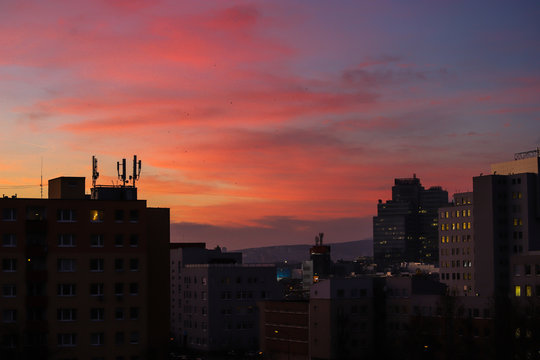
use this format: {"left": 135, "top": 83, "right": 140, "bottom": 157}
{"left": 1, "top": 0, "right": 539, "bottom": 249}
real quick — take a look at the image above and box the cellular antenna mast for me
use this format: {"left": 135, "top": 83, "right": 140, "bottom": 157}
{"left": 130, "top": 155, "right": 142, "bottom": 188}
{"left": 40, "top": 157, "right": 43, "bottom": 199}
{"left": 92, "top": 155, "right": 100, "bottom": 188}
{"left": 117, "top": 158, "right": 127, "bottom": 187}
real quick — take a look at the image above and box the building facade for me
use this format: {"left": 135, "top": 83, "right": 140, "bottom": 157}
{"left": 373, "top": 176, "right": 448, "bottom": 269}
{"left": 170, "top": 244, "right": 280, "bottom": 353}
{"left": 0, "top": 177, "right": 170, "bottom": 360}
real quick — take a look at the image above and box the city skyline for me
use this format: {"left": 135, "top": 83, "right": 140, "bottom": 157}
{"left": 1, "top": 1, "right": 539, "bottom": 249}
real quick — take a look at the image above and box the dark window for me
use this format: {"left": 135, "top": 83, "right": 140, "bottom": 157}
{"left": 115, "top": 258, "right": 124, "bottom": 272}
{"left": 129, "top": 210, "right": 139, "bottom": 223}
{"left": 115, "top": 210, "right": 124, "bottom": 222}
{"left": 129, "top": 259, "right": 139, "bottom": 272}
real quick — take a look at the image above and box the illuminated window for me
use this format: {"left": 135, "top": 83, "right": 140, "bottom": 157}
{"left": 515, "top": 285, "right": 521, "bottom": 297}
{"left": 518, "top": 192, "right": 522, "bottom": 199}
{"left": 456, "top": 211, "right": 460, "bottom": 218}
{"left": 452, "top": 223, "right": 456, "bottom": 230}
{"left": 445, "top": 211, "right": 449, "bottom": 218}
{"left": 526, "top": 285, "right": 532, "bottom": 297}
{"left": 90, "top": 210, "right": 104, "bottom": 223}
{"left": 456, "top": 223, "right": 460, "bottom": 230}
{"left": 467, "top": 222, "right": 471, "bottom": 229}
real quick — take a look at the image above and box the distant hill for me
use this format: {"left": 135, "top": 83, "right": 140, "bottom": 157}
{"left": 236, "top": 239, "right": 372, "bottom": 264}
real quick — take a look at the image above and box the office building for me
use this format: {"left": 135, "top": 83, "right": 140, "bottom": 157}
{"left": 373, "top": 176, "right": 448, "bottom": 269}
{"left": 0, "top": 176, "right": 170, "bottom": 360}
{"left": 438, "top": 192, "right": 474, "bottom": 296}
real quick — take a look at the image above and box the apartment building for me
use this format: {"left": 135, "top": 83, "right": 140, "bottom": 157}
{"left": 170, "top": 244, "right": 279, "bottom": 353}
{"left": 438, "top": 192, "right": 474, "bottom": 296}
{"left": 0, "top": 177, "right": 170, "bottom": 360}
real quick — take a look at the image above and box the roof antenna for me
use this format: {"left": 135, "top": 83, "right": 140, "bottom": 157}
{"left": 40, "top": 157, "right": 43, "bottom": 199}
{"left": 92, "top": 155, "right": 99, "bottom": 188}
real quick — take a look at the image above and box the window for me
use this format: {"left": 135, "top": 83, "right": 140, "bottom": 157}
{"left": 2, "top": 309, "right": 16, "bottom": 323}
{"left": 91, "top": 234, "right": 104, "bottom": 247}
{"left": 57, "top": 308, "right": 77, "bottom": 321}
{"left": 57, "top": 209, "right": 76, "bottom": 222}
{"left": 115, "top": 234, "right": 124, "bottom": 247}
{"left": 58, "top": 234, "right": 76, "bottom": 247}
{"left": 57, "top": 333, "right": 76, "bottom": 347}
{"left": 90, "top": 332, "right": 104, "bottom": 346}
{"left": 2, "top": 208, "right": 16, "bottom": 221}
{"left": 90, "top": 308, "right": 104, "bottom": 321}
{"left": 2, "top": 259, "right": 17, "bottom": 272}
{"left": 90, "top": 210, "right": 104, "bottom": 223}
{"left": 526, "top": 285, "right": 532, "bottom": 297}
{"left": 57, "top": 259, "right": 76, "bottom": 272}
{"left": 57, "top": 284, "right": 76, "bottom": 296}
{"left": 115, "top": 283, "right": 124, "bottom": 296}
{"left": 2, "top": 234, "right": 16, "bottom": 247}
{"left": 129, "top": 283, "right": 139, "bottom": 295}
{"left": 129, "top": 331, "right": 139, "bottom": 344}
{"left": 90, "top": 283, "right": 104, "bottom": 297}
{"left": 115, "top": 210, "right": 124, "bottom": 222}
{"left": 2, "top": 284, "right": 16, "bottom": 297}
{"left": 515, "top": 285, "right": 521, "bottom": 297}
{"left": 129, "top": 210, "right": 139, "bottom": 223}
{"left": 129, "top": 307, "right": 139, "bottom": 320}
{"left": 115, "top": 332, "right": 125, "bottom": 344}
{"left": 27, "top": 207, "right": 46, "bottom": 221}
{"left": 129, "top": 258, "right": 139, "bottom": 272}
{"left": 129, "top": 235, "right": 139, "bottom": 247}
{"left": 115, "top": 258, "right": 124, "bottom": 272}
{"left": 90, "top": 259, "right": 104, "bottom": 272}
{"left": 115, "top": 308, "right": 125, "bottom": 320}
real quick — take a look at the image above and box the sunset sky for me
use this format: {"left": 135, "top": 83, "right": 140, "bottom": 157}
{"left": 1, "top": 1, "right": 539, "bottom": 249}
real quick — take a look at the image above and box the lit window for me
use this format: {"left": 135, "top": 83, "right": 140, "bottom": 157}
{"left": 526, "top": 285, "right": 532, "bottom": 297}
{"left": 515, "top": 285, "right": 521, "bottom": 297}
{"left": 90, "top": 210, "right": 104, "bottom": 223}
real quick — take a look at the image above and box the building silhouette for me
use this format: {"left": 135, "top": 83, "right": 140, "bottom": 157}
{"left": 0, "top": 176, "right": 170, "bottom": 360}
{"left": 373, "top": 175, "right": 448, "bottom": 269}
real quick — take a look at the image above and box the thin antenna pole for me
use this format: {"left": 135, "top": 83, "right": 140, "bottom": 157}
{"left": 40, "top": 157, "right": 43, "bottom": 199}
